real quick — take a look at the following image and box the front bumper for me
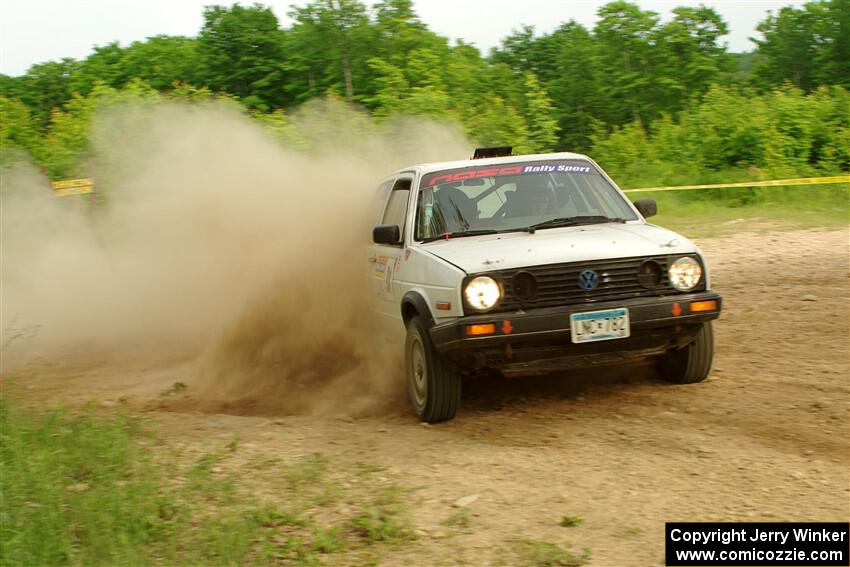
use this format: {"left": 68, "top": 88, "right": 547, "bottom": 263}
{"left": 430, "top": 292, "right": 722, "bottom": 374}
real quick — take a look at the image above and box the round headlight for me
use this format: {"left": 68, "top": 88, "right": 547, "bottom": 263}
{"left": 668, "top": 257, "right": 702, "bottom": 291}
{"left": 464, "top": 276, "right": 501, "bottom": 311}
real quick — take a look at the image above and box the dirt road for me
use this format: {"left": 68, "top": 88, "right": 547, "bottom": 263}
{"left": 7, "top": 226, "right": 850, "bottom": 565}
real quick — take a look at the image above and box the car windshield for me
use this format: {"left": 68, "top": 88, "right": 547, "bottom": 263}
{"left": 414, "top": 160, "right": 638, "bottom": 241}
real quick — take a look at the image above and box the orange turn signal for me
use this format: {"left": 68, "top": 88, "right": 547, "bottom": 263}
{"left": 465, "top": 323, "right": 496, "bottom": 336}
{"left": 690, "top": 300, "right": 717, "bottom": 313}
{"left": 436, "top": 302, "right": 451, "bottom": 310}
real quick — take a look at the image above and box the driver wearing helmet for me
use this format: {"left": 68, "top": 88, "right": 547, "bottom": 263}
{"left": 510, "top": 175, "right": 556, "bottom": 216}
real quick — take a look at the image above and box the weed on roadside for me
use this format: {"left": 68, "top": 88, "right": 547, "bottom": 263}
{"left": 559, "top": 515, "right": 584, "bottom": 528}
{"left": 350, "top": 485, "right": 415, "bottom": 543}
{"left": 615, "top": 526, "right": 644, "bottom": 538}
{"left": 284, "top": 452, "right": 328, "bottom": 487}
{"left": 159, "top": 381, "right": 188, "bottom": 396}
{"left": 516, "top": 539, "right": 591, "bottom": 567}
{"left": 443, "top": 507, "right": 472, "bottom": 530}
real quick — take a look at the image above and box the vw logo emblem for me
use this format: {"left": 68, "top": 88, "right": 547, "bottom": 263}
{"left": 578, "top": 270, "right": 599, "bottom": 291}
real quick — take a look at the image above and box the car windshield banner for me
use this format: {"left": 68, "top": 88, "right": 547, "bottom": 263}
{"left": 421, "top": 160, "right": 599, "bottom": 187}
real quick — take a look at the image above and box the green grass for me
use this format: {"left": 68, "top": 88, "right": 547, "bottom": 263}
{"left": 628, "top": 183, "right": 849, "bottom": 238}
{"left": 559, "top": 515, "right": 583, "bottom": 528}
{"left": 350, "top": 485, "right": 414, "bottom": 543}
{"left": 0, "top": 402, "right": 166, "bottom": 566}
{"left": 283, "top": 452, "right": 329, "bottom": 488}
{"left": 0, "top": 400, "right": 415, "bottom": 566}
{"left": 516, "top": 539, "right": 591, "bottom": 567}
{"left": 442, "top": 507, "right": 472, "bottom": 530}
{"left": 615, "top": 526, "right": 644, "bottom": 538}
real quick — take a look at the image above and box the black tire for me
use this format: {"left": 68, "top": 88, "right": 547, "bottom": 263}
{"left": 657, "top": 322, "right": 714, "bottom": 384}
{"left": 405, "top": 315, "right": 461, "bottom": 423}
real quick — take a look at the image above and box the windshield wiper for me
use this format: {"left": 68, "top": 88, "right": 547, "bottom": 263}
{"left": 524, "top": 215, "right": 626, "bottom": 234}
{"left": 420, "top": 229, "right": 504, "bottom": 243}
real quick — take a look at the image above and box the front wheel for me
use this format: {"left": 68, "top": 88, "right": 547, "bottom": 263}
{"left": 405, "top": 316, "right": 461, "bottom": 423}
{"left": 657, "top": 322, "right": 714, "bottom": 384}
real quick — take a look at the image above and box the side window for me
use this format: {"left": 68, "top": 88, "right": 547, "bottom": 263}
{"left": 416, "top": 187, "right": 438, "bottom": 239}
{"left": 380, "top": 178, "right": 411, "bottom": 245}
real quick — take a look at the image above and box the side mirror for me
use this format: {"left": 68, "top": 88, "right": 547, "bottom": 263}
{"left": 372, "top": 224, "right": 401, "bottom": 245}
{"left": 634, "top": 198, "right": 657, "bottom": 218}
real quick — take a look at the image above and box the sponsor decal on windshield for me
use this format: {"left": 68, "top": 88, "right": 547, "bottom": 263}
{"left": 522, "top": 164, "right": 592, "bottom": 173}
{"left": 422, "top": 161, "right": 596, "bottom": 186}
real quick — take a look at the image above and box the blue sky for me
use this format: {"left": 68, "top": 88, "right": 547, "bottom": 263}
{"left": 0, "top": 0, "right": 806, "bottom": 76}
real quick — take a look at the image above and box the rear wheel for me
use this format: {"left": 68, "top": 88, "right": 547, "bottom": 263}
{"left": 657, "top": 322, "right": 714, "bottom": 384}
{"left": 405, "top": 316, "right": 461, "bottom": 423}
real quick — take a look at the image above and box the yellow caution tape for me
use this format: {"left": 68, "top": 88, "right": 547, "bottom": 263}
{"left": 54, "top": 186, "right": 94, "bottom": 197}
{"left": 47, "top": 175, "right": 849, "bottom": 197}
{"left": 623, "top": 175, "right": 850, "bottom": 194}
{"left": 51, "top": 178, "right": 94, "bottom": 197}
{"left": 52, "top": 178, "right": 93, "bottom": 190}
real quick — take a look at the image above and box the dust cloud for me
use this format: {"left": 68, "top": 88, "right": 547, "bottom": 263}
{"left": 0, "top": 100, "right": 470, "bottom": 415}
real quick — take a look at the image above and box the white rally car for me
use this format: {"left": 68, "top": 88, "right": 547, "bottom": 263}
{"left": 370, "top": 148, "right": 722, "bottom": 423}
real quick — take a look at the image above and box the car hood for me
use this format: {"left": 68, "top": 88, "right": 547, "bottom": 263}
{"left": 419, "top": 222, "right": 698, "bottom": 273}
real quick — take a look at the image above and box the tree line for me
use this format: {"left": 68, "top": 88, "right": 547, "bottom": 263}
{"left": 1, "top": 0, "right": 848, "bottom": 184}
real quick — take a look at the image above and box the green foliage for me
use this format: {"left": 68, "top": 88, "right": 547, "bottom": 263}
{"left": 752, "top": 0, "right": 850, "bottom": 90}
{"left": 591, "top": 84, "right": 850, "bottom": 189}
{"left": 33, "top": 81, "right": 160, "bottom": 179}
{"left": 119, "top": 36, "right": 201, "bottom": 92}
{"left": 523, "top": 73, "right": 560, "bottom": 152}
{"left": 287, "top": 0, "right": 373, "bottom": 105}
{"left": 653, "top": 6, "right": 733, "bottom": 110}
{"left": 198, "top": 4, "right": 287, "bottom": 111}
{"left": 4, "top": 59, "right": 78, "bottom": 127}
{"left": 593, "top": 1, "right": 659, "bottom": 126}
{"left": 527, "top": 22, "right": 601, "bottom": 150}
{"left": 0, "top": 96, "right": 41, "bottom": 168}
{"left": 462, "top": 95, "right": 532, "bottom": 153}
{"left": 1, "top": 0, "right": 847, "bottom": 186}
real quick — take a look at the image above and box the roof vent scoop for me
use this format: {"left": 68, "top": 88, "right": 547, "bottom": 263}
{"left": 472, "top": 146, "right": 512, "bottom": 159}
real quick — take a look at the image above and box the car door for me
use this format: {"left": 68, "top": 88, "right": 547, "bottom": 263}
{"left": 369, "top": 176, "right": 413, "bottom": 324}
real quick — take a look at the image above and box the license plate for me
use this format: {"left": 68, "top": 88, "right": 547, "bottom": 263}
{"left": 570, "top": 308, "right": 630, "bottom": 344}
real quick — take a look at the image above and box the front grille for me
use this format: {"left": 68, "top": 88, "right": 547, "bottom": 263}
{"left": 472, "top": 255, "right": 701, "bottom": 314}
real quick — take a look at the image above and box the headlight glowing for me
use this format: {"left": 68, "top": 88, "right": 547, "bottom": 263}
{"left": 668, "top": 257, "right": 702, "bottom": 291}
{"left": 464, "top": 276, "right": 501, "bottom": 311}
